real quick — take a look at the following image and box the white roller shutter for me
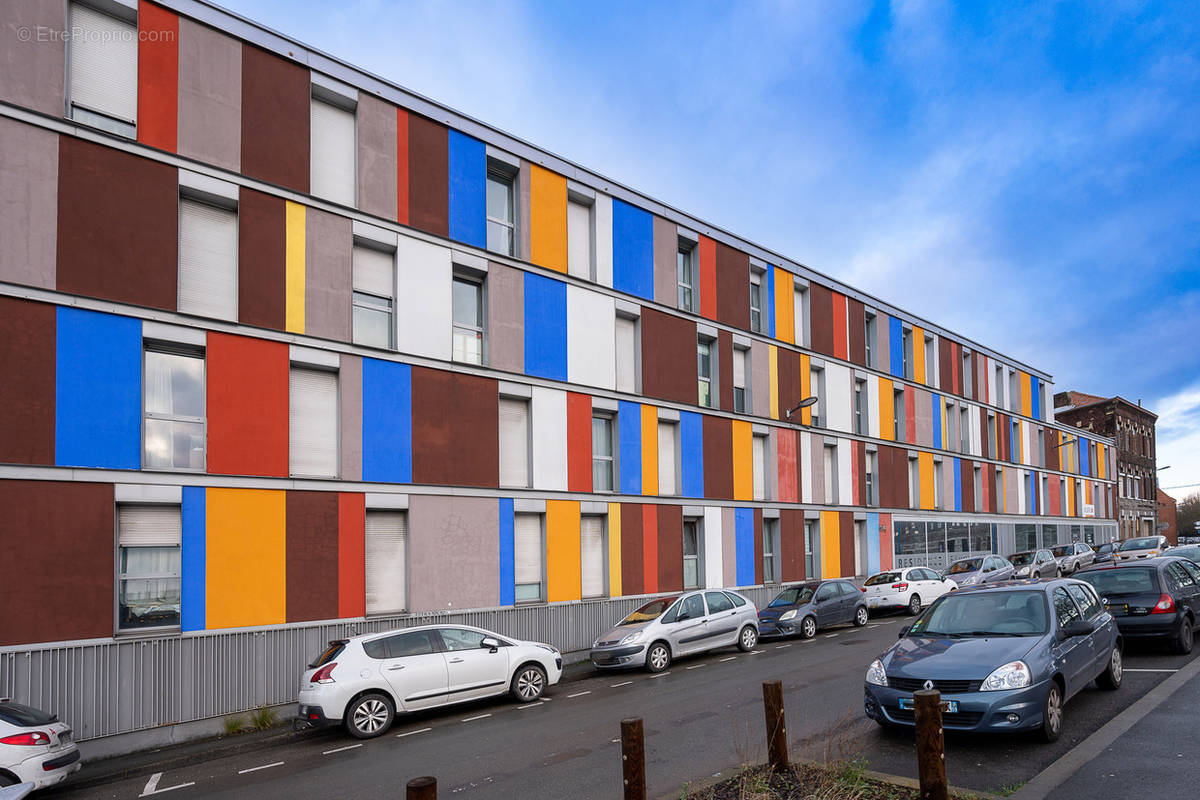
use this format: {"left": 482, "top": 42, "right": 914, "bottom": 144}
{"left": 499, "top": 399, "right": 530, "bottom": 487}
{"left": 69, "top": 4, "right": 138, "bottom": 124}
{"left": 365, "top": 511, "right": 407, "bottom": 614}
{"left": 514, "top": 514, "right": 542, "bottom": 588}
{"left": 311, "top": 99, "right": 357, "bottom": 206}
{"left": 289, "top": 367, "right": 339, "bottom": 477}
{"left": 733, "top": 348, "right": 746, "bottom": 389}
{"left": 657, "top": 422, "right": 677, "bottom": 496}
{"left": 580, "top": 516, "right": 605, "bottom": 598}
{"left": 567, "top": 200, "right": 591, "bottom": 279}
{"left": 118, "top": 506, "right": 181, "bottom": 547}
{"left": 179, "top": 199, "right": 238, "bottom": 320}
{"left": 615, "top": 316, "right": 636, "bottom": 393}
{"left": 352, "top": 246, "right": 394, "bottom": 298}
{"left": 753, "top": 436, "right": 766, "bottom": 501}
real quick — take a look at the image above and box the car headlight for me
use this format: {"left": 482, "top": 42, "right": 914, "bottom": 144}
{"left": 536, "top": 644, "right": 559, "bottom": 654}
{"left": 865, "top": 659, "right": 888, "bottom": 686}
{"left": 779, "top": 609, "right": 798, "bottom": 621}
{"left": 962, "top": 574, "right": 978, "bottom": 585}
{"left": 982, "top": 660, "right": 1031, "bottom": 691}
{"left": 1015, "top": 567, "right": 1030, "bottom": 577}
{"left": 619, "top": 630, "right": 645, "bottom": 645}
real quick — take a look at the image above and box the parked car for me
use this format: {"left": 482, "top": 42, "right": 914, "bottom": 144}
{"left": 591, "top": 589, "right": 759, "bottom": 673}
{"left": 1075, "top": 557, "right": 1200, "bottom": 654}
{"left": 1169, "top": 544, "right": 1200, "bottom": 565}
{"left": 864, "top": 578, "right": 1121, "bottom": 742}
{"left": 297, "top": 624, "right": 563, "bottom": 739}
{"left": 0, "top": 699, "right": 80, "bottom": 790}
{"left": 863, "top": 568, "right": 957, "bottom": 616}
{"left": 945, "top": 555, "right": 1014, "bottom": 587}
{"left": 1008, "top": 549, "right": 1060, "bottom": 580}
{"left": 758, "top": 579, "right": 868, "bottom": 639}
{"left": 1095, "top": 541, "right": 1120, "bottom": 564}
{"left": 1115, "top": 536, "right": 1169, "bottom": 562}
{"left": 1051, "top": 543, "right": 1095, "bottom": 575}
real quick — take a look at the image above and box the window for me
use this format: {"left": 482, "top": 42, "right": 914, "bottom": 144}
{"left": 733, "top": 348, "right": 749, "bottom": 413}
{"left": 864, "top": 313, "right": 876, "bottom": 367}
{"left": 615, "top": 314, "right": 639, "bottom": 394}
{"left": 178, "top": 199, "right": 237, "bottom": 321}
{"left": 811, "top": 366, "right": 825, "bottom": 428}
{"left": 854, "top": 380, "right": 866, "bottom": 435}
{"left": 945, "top": 401, "right": 956, "bottom": 451}
{"left": 960, "top": 407, "right": 970, "bottom": 454}
{"left": 514, "top": 513, "right": 544, "bottom": 601}
{"left": 794, "top": 285, "right": 809, "bottom": 346}
{"left": 683, "top": 520, "right": 702, "bottom": 589}
{"left": 352, "top": 245, "right": 394, "bottom": 348}
{"left": 365, "top": 511, "right": 407, "bottom": 614}
{"left": 824, "top": 444, "right": 838, "bottom": 503}
{"left": 1066, "top": 584, "right": 1102, "bottom": 619}
{"left": 902, "top": 328, "right": 913, "bottom": 379}
{"left": 438, "top": 628, "right": 487, "bottom": 652}
{"left": 310, "top": 96, "right": 356, "bottom": 206}
{"left": 593, "top": 413, "right": 616, "bottom": 491}
{"left": 706, "top": 591, "right": 734, "bottom": 613}
{"left": 865, "top": 451, "right": 877, "bottom": 507}
{"left": 499, "top": 398, "right": 530, "bottom": 488}
{"left": 934, "top": 460, "right": 944, "bottom": 509}
{"left": 289, "top": 366, "right": 339, "bottom": 478}
{"left": 580, "top": 515, "right": 606, "bottom": 598}
{"left": 962, "top": 351, "right": 973, "bottom": 399}
{"left": 1009, "top": 370, "right": 1019, "bottom": 413}
{"left": 1037, "top": 428, "right": 1045, "bottom": 467}
{"left": 1052, "top": 587, "right": 1082, "bottom": 629}
{"left": 763, "top": 520, "right": 779, "bottom": 583}
{"left": 486, "top": 170, "right": 515, "bottom": 255}
{"left": 894, "top": 390, "right": 905, "bottom": 442}
{"left": 658, "top": 422, "right": 678, "bottom": 496}
{"left": 68, "top": 2, "right": 137, "bottom": 137}
{"left": 452, "top": 275, "right": 484, "bottom": 364}
{"left": 995, "top": 364, "right": 1005, "bottom": 408}
{"left": 677, "top": 244, "right": 696, "bottom": 312}
{"left": 987, "top": 413, "right": 996, "bottom": 457}
{"left": 567, "top": 199, "right": 593, "bottom": 280}
{"left": 974, "top": 466, "right": 983, "bottom": 507}
{"left": 924, "top": 335, "right": 935, "bottom": 384}
{"left": 908, "top": 457, "right": 919, "bottom": 507}
{"left": 698, "top": 337, "right": 714, "bottom": 407}
{"left": 753, "top": 434, "right": 768, "bottom": 501}
{"left": 749, "top": 270, "right": 764, "bottom": 333}
{"left": 117, "top": 505, "right": 181, "bottom": 631}
{"left": 804, "top": 520, "right": 815, "bottom": 578}
{"left": 144, "top": 348, "right": 205, "bottom": 471}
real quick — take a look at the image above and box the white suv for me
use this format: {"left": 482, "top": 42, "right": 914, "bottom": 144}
{"left": 862, "top": 567, "right": 957, "bottom": 615}
{"left": 0, "top": 699, "right": 80, "bottom": 790}
{"left": 297, "top": 624, "right": 562, "bottom": 739}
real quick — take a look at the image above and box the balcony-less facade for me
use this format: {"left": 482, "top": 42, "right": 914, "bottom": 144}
{"left": 0, "top": 0, "right": 1116, "bottom": 744}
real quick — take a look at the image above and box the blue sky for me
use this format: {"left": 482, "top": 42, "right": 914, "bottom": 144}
{"left": 225, "top": 0, "right": 1200, "bottom": 499}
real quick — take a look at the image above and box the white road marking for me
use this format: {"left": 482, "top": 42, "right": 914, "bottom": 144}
{"left": 238, "top": 761, "right": 284, "bottom": 775}
{"left": 396, "top": 727, "right": 432, "bottom": 738}
{"left": 140, "top": 773, "right": 196, "bottom": 796}
{"left": 517, "top": 701, "right": 544, "bottom": 709}
{"left": 610, "top": 681, "right": 634, "bottom": 687}
{"left": 750, "top": 650, "right": 765, "bottom": 655}
{"left": 650, "top": 671, "right": 671, "bottom": 678}
{"left": 567, "top": 691, "right": 591, "bottom": 698}
{"left": 461, "top": 713, "right": 492, "bottom": 722}
{"left": 801, "top": 638, "right": 816, "bottom": 643}
{"left": 875, "top": 620, "right": 897, "bottom": 625}
{"left": 1125, "top": 668, "right": 1179, "bottom": 673}
{"left": 825, "top": 633, "right": 840, "bottom": 638}
{"left": 323, "top": 744, "right": 363, "bottom": 755}
{"left": 685, "top": 664, "right": 706, "bottom": 670}
{"left": 719, "top": 656, "right": 737, "bottom": 662}
{"left": 775, "top": 644, "right": 792, "bottom": 649}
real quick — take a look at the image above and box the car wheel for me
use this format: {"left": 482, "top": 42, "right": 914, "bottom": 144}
{"left": 800, "top": 616, "right": 818, "bottom": 639}
{"left": 1097, "top": 646, "right": 1123, "bottom": 690}
{"left": 1055, "top": 568, "right": 1062, "bottom": 578}
{"left": 854, "top": 606, "right": 869, "bottom": 627}
{"left": 1040, "top": 682, "right": 1064, "bottom": 743}
{"left": 1174, "top": 617, "right": 1194, "bottom": 655}
{"left": 511, "top": 663, "right": 547, "bottom": 702}
{"left": 908, "top": 594, "right": 922, "bottom": 616}
{"left": 344, "top": 692, "right": 394, "bottom": 739}
{"left": 737, "top": 625, "right": 758, "bottom": 652}
{"left": 646, "top": 641, "right": 672, "bottom": 673}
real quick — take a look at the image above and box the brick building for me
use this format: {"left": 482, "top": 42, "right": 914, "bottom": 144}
{"left": 1157, "top": 488, "right": 1178, "bottom": 545}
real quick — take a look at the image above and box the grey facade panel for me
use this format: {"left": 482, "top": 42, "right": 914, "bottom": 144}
{"left": 304, "top": 207, "right": 353, "bottom": 342}
{"left": 0, "top": 118, "right": 57, "bottom": 290}
{"left": 487, "top": 261, "right": 524, "bottom": 374}
{"left": 355, "top": 93, "right": 398, "bottom": 220}
{"left": 339, "top": 353, "right": 362, "bottom": 482}
{"left": 0, "top": 0, "right": 66, "bottom": 117}
{"left": 177, "top": 18, "right": 242, "bottom": 172}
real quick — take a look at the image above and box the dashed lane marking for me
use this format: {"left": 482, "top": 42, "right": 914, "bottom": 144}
{"left": 610, "top": 681, "right": 634, "bottom": 687}
{"left": 685, "top": 664, "right": 706, "bottom": 670}
{"left": 825, "top": 633, "right": 840, "bottom": 638}
{"left": 1125, "top": 668, "right": 1179, "bottom": 673}
{"left": 650, "top": 672, "right": 671, "bottom": 678}
{"left": 396, "top": 727, "right": 432, "bottom": 738}
{"left": 567, "top": 691, "right": 591, "bottom": 698}
{"left": 323, "top": 744, "right": 363, "bottom": 755}
{"left": 750, "top": 650, "right": 765, "bottom": 655}
{"left": 139, "top": 773, "right": 195, "bottom": 797}
{"left": 719, "top": 656, "right": 737, "bottom": 662}
{"left": 461, "top": 713, "right": 492, "bottom": 723}
{"left": 775, "top": 644, "right": 792, "bottom": 649}
{"left": 801, "top": 639, "right": 816, "bottom": 643}
{"left": 517, "top": 701, "right": 544, "bottom": 709}
{"left": 238, "top": 762, "right": 284, "bottom": 775}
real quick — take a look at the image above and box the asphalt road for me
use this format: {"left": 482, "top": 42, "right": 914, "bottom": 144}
{"left": 44, "top": 614, "right": 1198, "bottom": 799}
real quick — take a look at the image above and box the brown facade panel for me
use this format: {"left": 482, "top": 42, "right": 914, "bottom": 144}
{"left": 656, "top": 505, "right": 683, "bottom": 593}
{"left": 781, "top": 509, "right": 804, "bottom": 582}
{"left": 939, "top": 339, "right": 954, "bottom": 394}
{"left": 285, "top": 490, "right": 339, "bottom": 622}
{"left": 411, "top": 367, "right": 498, "bottom": 487}
{"left": 238, "top": 188, "right": 287, "bottom": 330}
{"left": 640, "top": 307, "right": 697, "bottom": 405}
{"left": 776, "top": 348, "right": 802, "bottom": 422}
{"left": 0, "top": 297, "right": 55, "bottom": 465}
{"left": 0, "top": 481, "right": 114, "bottom": 647}
{"left": 620, "top": 504, "right": 644, "bottom": 596}
{"left": 808, "top": 282, "right": 835, "bottom": 357}
{"left": 702, "top": 415, "right": 734, "bottom": 500}
{"left": 847, "top": 298, "right": 866, "bottom": 366}
{"left": 714, "top": 241, "right": 750, "bottom": 330}
{"left": 408, "top": 114, "right": 449, "bottom": 238}
{"left": 717, "top": 330, "right": 733, "bottom": 413}
{"left": 839, "top": 511, "right": 855, "bottom": 579}
{"left": 855, "top": 442, "right": 867, "bottom": 504}
{"left": 240, "top": 45, "right": 309, "bottom": 192}
{"left": 960, "top": 458, "right": 975, "bottom": 513}
{"left": 56, "top": 137, "right": 177, "bottom": 311}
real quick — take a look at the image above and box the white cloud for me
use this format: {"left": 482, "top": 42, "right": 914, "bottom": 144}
{"left": 1155, "top": 382, "right": 1200, "bottom": 502}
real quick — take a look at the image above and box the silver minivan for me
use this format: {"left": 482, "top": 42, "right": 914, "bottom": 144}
{"left": 589, "top": 590, "right": 759, "bottom": 672}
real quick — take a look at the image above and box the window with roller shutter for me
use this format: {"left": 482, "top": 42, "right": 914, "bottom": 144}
{"left": 289, "top": 367, "right": 339, "bottom": 478}
{"left": 580, "top": 516, "right": 606, "bottom": 598}
{"left": 117, "top": 505, "right": 181, "bottom": 631}
{"left": 657, "top": 422, "right": 677, "bottom": 496}
{"left": 178, "top": 199, "right": 238, "bottom": 321}
{"left": 615, "top": 315, "right": 638, "bottom": 393}
{"left": 753, "top": 435, "right": 767, "bottom": 501}
{"left": 68, "top": 3, "right": 138, "bottom": 138}
{"left": 514, "top": 513, "right": 543, "bottom": 602}
{"left": 365, "top": 511, "right": 407, "bottom": 615}
{"left": 352, "top": 244, "right": 394, "bottom": 348}
{"left": 310, "top": 97, "right": 357, "bottom": 206}
{"left": 499, "top": 398, "right": 530, "bottom": 488}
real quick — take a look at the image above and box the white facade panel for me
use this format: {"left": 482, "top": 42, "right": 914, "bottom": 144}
{"left": 800, "top": 432, "right": 813, "bottom": 504}
{"left": 531, "top": 386, "right": 568, "bottom": 491}
{"left": 567, "top": 200, "right": 592, "bottom": 280}
{"left": 594, "top": 193, "right": 614, "bottom": 288}
{"left": 824, "top": 363, "right": 852, "bottom": 433}
{"left": 395, "top": 234, "right": 452, "bottom": 360}
{"left": 838, "top": 438, "right": 853, "bottom": 506}
{"left": 703, "top": 507, "right": 723, "bottom": 591}
{"left": 567, "top": 285, "right": 616, "bottom": 390}
{"left": 867, "top": 374, "right": 881, "bottom": 439}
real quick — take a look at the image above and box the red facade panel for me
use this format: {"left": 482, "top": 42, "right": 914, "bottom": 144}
{"left": 777, "top": 428, "right": 799, "bottom": 503}
{"left": 411, "top": 367, "right": 498, "bottom": 487}
{"left": 206, "top": 332, "right": 289, "bottom": 477}
{"left": 831, "top": 292, "right": 848, "bottom": 360}
{"left": 960, "top": 458, "right": 976, "bottom": 513}
{"left": 781, "top": 509, "right": 805, "bottom": 582}
{"left": 0, "top": 297, "right": 55, "bottom": 466}
{"left": 642, "top": 505, "right": 658, "bottom": 594}
{"left": 338, "top": 492, "right": 365, "bottom": 618}
{"left": 137, "top": 1, "right": 178, "bottom": 152}
{"left": 847, "top": 298, "right": 866, "bottom": 366}
{"left": 839, "top": 511, "right": 855, "bottom": 578}
{"left": 240, "top": 45, "right": 309, "bottom": 192}
{"left": 753, "top": 509, "right": 764, "bottom": 585}
{"left": 285, "top": 490, "right": 339, "bottom": 622}
{"left": 566, "top": 392, "right": 592, "bottom": 492}
{"left": 698, "top": 236, "right": 717, "bottom": 320}
{"left": 396, "top": 108, "right": 410, "bottom": 226}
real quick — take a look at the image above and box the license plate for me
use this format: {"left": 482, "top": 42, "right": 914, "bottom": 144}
{"left": 899, "top": 697, "right": 959, "bottom": 713}
{"left": 58, "top": 731, "right": 72, "bottom": 744}
{"left": 1106, "top": 604, "right": 1128, "bottom": 615}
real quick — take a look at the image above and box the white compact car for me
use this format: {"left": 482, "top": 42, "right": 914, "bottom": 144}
{"left": 862, "top": 567, "right": 956, "bottom": 615}
{"left": 297, "top": 624, "right": 562, "bottom": 739}
{"left": 0, "top": 699, "right": 81, "bottom": 790}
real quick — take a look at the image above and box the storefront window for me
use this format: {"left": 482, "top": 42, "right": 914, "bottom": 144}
{"left": 1015, "top": 524, "right": 1037, "bottom": 552}
{"left": 1041, "top": 524, "right": 1059, "bottom": 548}
{"left": 970, "top": 523, "right": 993, "bottom": 553}
{"left": 947, "top": 523, "right": 970, "bottom": 554}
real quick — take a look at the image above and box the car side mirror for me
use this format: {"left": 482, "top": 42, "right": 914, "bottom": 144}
{"left": 1060, "top": 620, "right": 1091, "bottom": 639}
{"left": 898, "top": 625, "right": 911, "bottom": 638}
{"left": 480, "top": 637, "right": 500, "bottom": 653}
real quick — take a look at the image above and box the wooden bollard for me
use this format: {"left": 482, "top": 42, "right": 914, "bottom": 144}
{"left": 913, "top": 689, "right": 949, "bottom": 800}
{"left": 406, "top": 775, "right": 437, "bottom": 800}
{"left": 620, "top": 717, "right": 646, "bottom": 800}
{"left": 762, "top": 680, "right": 788, "bottom": 772}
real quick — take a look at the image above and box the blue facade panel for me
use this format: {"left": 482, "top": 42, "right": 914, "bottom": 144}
{"left": 953, "top": 458, "right": 962, "bottom": 512}
{"left": 618, "top": 401, "right": 642, "bottom": 495}
{"left": 1080, "top": 440, "right": 1090, "bottom": 477}
{"left": 180, "top": 486, "right": 206, "bottom": 632}
{"left": 1029, "top": 471, "right": 1037, "bottom": 515}
{"left": 680, "top": 411, "right": 705, "bottom": 498}
{"left": 734, "top": 508, "right": 755, "bottom": 586}
{"left": 55, "top": 307, "right": 141, "bottom": 469}
{"left": 931, "top": 393, "right": 942, "bottom": 446}
{"left": 1031, "top": 376, "right": 1041, "bottom": 420}
{"left": 888, "top": 316, "right": 904, "bottom": 378}
{"left": 612, "top": 198, "right": 654, "bottom": 300}
{"left": 524, "top": 273, "right": 568, "bottom": 381}
{"left": 766, "top": 267, "right": 776, "bottom": 338}
{"left": 499, "top": 498, "right": 515, "bottom": 606}
{"left": 447, "top": 129, "right": 486, "bottom": 248}
{"left": 866, "top": 512, "right": 881, "bottom": 576}
{"left": 362, "top": 359, "right": 412, "bottom": 483}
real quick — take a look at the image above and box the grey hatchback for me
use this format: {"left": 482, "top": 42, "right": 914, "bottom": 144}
{"left": 757, "top": 579, "right": 868, "bottom": 639}
{"left": 946, "top": 554, "right": 1014, "bottom": 587}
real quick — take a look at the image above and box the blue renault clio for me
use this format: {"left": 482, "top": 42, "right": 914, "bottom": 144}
{"left": 863, "top": 579, "right": 1121, "bottom": 742}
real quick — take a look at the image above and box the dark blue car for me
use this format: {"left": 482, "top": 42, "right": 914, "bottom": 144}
{"left": 864, "top": 579, "right": 1121, "bottom": 742}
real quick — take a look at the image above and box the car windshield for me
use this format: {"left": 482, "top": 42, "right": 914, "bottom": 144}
{"left": 0, "top": 701, "right": 55, "bottom": 727}
{"left": 620, "top": 597, "right": 678, "bottom": 625}
{"left": 1076, "top": 568, "right": 1158, "bottom": 597}
{"left": 1098, "top": 543, "right": 1115, "bottom": 553}
{"left": 865, "top": 572, "right": 903, "bottom": 586}
{"left": 769, "top": 585, "right": 816, "bottom": 607}
{"left": 1008, "top": 552, "right": 1035, "bottom": 566}
{"left": 908, "top": 590, "right": 1048, "bottom": 637}
{"left": 1051, "top": 545, "right": 1074, "bottom": 558}
{"left": 947, "top": 559, "right": 982, "bottom": 575}
{"left": 1173, "top": 547, "right": 1200, "bottom": 562}
{"left": 1120, "top": 537, "right": 1159, "bottom": 551}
